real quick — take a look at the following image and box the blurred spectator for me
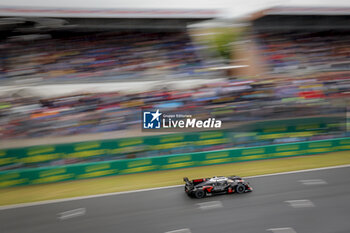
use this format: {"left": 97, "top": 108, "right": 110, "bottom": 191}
{"left": 0, "top": 77, "right": 347, "bottom": 140}
{"left": 255, "top": 31, "right": 350, "bottom": 74}
{"left": 0, "top": 31, "right": 216, "bottom": 81}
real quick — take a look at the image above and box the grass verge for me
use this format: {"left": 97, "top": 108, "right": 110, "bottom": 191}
{"left": 1, "top": 151, "right": 350, "bottom": 206}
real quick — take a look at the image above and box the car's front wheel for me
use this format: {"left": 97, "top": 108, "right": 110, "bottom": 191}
{"left": 194, "top": 189, "right": 206, "bottom": 198}
{"left": 235, "top": 184, "right": 246, "bottom": 194}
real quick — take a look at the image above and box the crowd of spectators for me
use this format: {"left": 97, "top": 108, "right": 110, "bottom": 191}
{"left": 1, "top": 30, "right": 350, "bottom": 170}
{"left": 255, "top": 30, "right": 350, "bottom": 74}
{"left": 0, "top": 29, "right": 349, "bottom": 142}
{"left": 0, "top": 75, "right": 348, "bottom": 140}
{"left": 0, "top": 31, "right": 218, "bottom": 81}
{"left": 1, "top": 75, "right": 347, "bottom": 170}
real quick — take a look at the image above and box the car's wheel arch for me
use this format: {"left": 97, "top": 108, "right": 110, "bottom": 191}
{"left": 235, "top": 183, "right": 246, "bottom": 194}
{"left": 194, "top": 189, "right": 206, "bottom": 198}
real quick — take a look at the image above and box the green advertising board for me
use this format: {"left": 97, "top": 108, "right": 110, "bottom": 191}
{"left": 0, "top": 116, "right": 344, "bottom": 169}
{"left": 1, "top": 137, "right": 349, "bottom": 188}
{"left": 0, "top": 130, "right": 230, "bottom": 167}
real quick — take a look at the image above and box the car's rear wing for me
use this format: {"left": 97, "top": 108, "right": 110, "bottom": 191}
{"left": 183, "top": 177, "right": 193, "bottom": 187}
{"left": 183, "top": 177, "right": 209, "bottom": 185}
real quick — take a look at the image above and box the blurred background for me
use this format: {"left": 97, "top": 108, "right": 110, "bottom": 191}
{"left": 0, "top": 1, "right": 349, "bottom": 171}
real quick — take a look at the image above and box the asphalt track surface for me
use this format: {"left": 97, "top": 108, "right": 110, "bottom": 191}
{"left": 1, "top": 166, "right": 350, "bottom": 233}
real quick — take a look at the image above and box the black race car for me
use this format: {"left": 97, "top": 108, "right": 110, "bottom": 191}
{"left": 184, "top": 176, "right": 253, "bottom": 198}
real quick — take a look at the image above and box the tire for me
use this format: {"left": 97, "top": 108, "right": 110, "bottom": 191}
{"left": 235, "top": 184, "right": 246, "bottom": 194}
{"left": 194, "top": 189, "right": 206, "bottom": 199}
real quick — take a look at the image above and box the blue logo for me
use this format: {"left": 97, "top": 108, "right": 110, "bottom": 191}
{"left": 143, "top": 109, "right": 162, "bottom": 129}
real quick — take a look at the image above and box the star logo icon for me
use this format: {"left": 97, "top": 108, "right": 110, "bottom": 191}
{"left": 151, "top": 109, "right": 162, "bottom": 122}
{"left": 143, "top": 109, "right": 162, "bottom": 129}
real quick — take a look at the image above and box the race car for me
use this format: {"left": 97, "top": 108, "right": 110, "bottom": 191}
{"left": 184, "top": 176, "right": 253, "bottom": 198}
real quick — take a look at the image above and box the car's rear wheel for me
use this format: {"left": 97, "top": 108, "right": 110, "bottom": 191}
{"left": 235, "top": 184, "right": 246, "bottom": 194}
{"left": 194, "top": 189, "right": 206, "bottom": 198}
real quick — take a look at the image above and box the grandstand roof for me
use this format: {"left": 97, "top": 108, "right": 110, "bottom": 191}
{"left": 0, "top": 6, "right": 218, "bottom": 19}
{"left": 0, "top": 6, "right": 218, "bottom": 31}
{"left": 250, "top": 6, "right": 350, "bottom": 30}
{"left": 250, "top": 6, "right": 350, "bottom": 21}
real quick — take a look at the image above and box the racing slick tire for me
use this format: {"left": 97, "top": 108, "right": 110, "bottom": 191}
{"left": 235, "top": 184, "right": 246, "bottom": 194}
{"left": 194, "top": 189, "right": 206, "bottom": 199}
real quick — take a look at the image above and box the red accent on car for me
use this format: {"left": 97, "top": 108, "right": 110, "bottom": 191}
{"left": 228, "top": 187, "right": 233, "bottom": 193}
{"left": 203, "top": 186, "right": 213, "bottom": 192}
{"left": 193, "top": 179, "right": 204, "bottom": 183}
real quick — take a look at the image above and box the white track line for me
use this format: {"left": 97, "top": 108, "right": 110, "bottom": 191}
{"left": 165, "top": 228, "right": 191, "bottom": 233}
{"left": 267, "top": 227, "right": 297, "bottom": 233}
{"left": 0, "top": 184, "right": 182, "bottom": 210}
{"left": 1, "top": 164, "right": 349, "bottom": 210}
{"left": 197, "top": 201, "right": 223, "bottom": 210}
{"left": 285, "top": 200, "right": 315, "bottom": 208}
{"left": 245, "top": 164, "right": 350, "bottom": 179}
{"left": 298, "top": 179, "right": 327, "bottom": 185}
{"left": 57, "top": 208, "right": 86, "bottom": 220}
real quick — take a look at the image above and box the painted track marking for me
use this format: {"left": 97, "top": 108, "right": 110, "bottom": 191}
{"left": 299, "top": 179, "right": 327, "bottom": 185}
{"left": 197, "top": 201, "right": 223, "bottom": 210}
{"left": 285, "top": 200, "right": 315, "bottom": 208}
{"left": 165, "top": 228, "right": 191, "bottom": 233}
{"left": 267, "top": 227, "right": 297, "bottom": 233}
{"left": 57, "top": 208, "right": 86, "bottom": 220}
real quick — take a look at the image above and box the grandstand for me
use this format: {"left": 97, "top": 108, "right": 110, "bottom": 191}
{"left": 0, "top": 7, "right": 226, "bottom": 85}
{"left": 0, "top": 6, "right": 349, "bottom": 159}
{"left": 0, "top": 6, "right": 227, "bottom": 143}
{"left": 234, "top": 6, "right": 350, "bottom": 119}
{"left": 239, "top": 7, "right": 350, "bottom": 77}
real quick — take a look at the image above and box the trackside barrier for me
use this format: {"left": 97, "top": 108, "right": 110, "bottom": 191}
{"left": 0, "top": 130, "right": 229, "bottom": 168}
{"left": 0, "top": 137, "right": 349, "bottom": 188}
{"left": 0, "top": 116, "right": 343, "bottom": 169}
